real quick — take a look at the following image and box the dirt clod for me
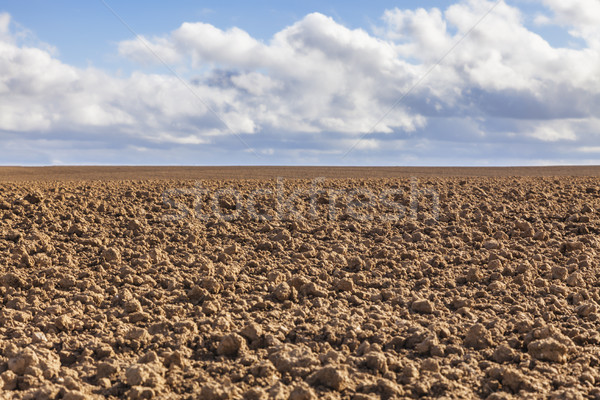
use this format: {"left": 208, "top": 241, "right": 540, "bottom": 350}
{"left": 411, "top": 299, "right": 434, "bottom": 314}
{"left": 307, "top": 365, "right": 349, "bottom": 391}
{"left": 464, "top": 323, "right": 494, "bottom": 350}
{"left": 528, "top": 338, "right": 569, "bottom": 363}
{"left": 217, "top": 333, "right": 247, "bottom": 357}
{"left": 1, "top": 172, "right": 600, "bottom": 398}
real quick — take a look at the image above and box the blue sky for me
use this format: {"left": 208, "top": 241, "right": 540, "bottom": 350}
{"left": 1, "top": 0, "right": 599, "bottom": 165}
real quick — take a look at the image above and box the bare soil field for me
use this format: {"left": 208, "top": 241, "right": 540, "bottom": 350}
{"left": 1, "top": 167, "right": 600, "bottom": 399}
{"left": 2, "top": 166, "right": 600, "bottom": 181}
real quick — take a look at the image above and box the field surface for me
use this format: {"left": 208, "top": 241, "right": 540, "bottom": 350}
{"left": 1, "top": 167, "right": 600, "bottom": 399}
{"left": 2, "top": 166, "right": 600, "bottom": 181}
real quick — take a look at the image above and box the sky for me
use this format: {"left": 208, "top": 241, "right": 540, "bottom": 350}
{"left": 1, "top": 0, "right": 599, "bottom": 166}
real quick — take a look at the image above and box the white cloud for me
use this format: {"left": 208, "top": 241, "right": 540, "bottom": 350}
{"left": 381, "top": 8, "right": 450, "bottom": 60}
{"left": 533, "top": 14, "right": 552, "bottom": 26}
{"left": 1, "top": 1, "right": 600, "bottom": 165}
{"left": 230, "top": 72, "right": 282, "bottom": 96}
{"left": 578, "top": 146, "right": 600, "bottom": 153}
{"left": 541, "top": 0, "right": 600, "bottom": 27}
{"left": 0, "top": 13, "right": 10, "bottom": 37}
{"left": 539, "top": 0, "right": 600, "bottom": 48}
{"left": 118, "top": 35, "right": 182, "bottom": 65}
{"left": 119, "top": 22, "right": 268, "bottom": 69}
{"left": 528, "top": 121, "right": 576, "bottom": 142}
{"left": 0, "top": 27, "right": 254, "bottom": 143}
{"left": 118, "top": 12, "right": 427, "bottom": 135}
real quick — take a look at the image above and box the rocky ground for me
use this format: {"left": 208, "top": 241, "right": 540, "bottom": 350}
{"left": 1, "top": 173, "right": 600, "bottom": 399}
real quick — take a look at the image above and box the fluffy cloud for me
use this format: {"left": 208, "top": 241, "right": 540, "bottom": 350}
{"left": 118, "top": 12, "right": 426, "bottom": 135}
{"left": 0, "top": 13, "right": 253, "bottom": 146}
{"left": 0, "top": 13, "right": 10, "bottom": 37}
{"left": 110, "top": 1, "right": 600, "bottom": 142}
{"left": 539, "top": 0, "right": 600, "bottom": 48}
{"left": 0, "top": 1, "right": 599, "bottom": 165}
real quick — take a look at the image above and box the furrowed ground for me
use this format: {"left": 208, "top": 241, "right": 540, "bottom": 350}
{"left": 1, "top": 173, "right": 600, "bottom": 399}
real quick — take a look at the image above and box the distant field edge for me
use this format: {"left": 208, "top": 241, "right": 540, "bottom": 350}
{"left": 1, "top": 165, "right": 600, "bottom": 181}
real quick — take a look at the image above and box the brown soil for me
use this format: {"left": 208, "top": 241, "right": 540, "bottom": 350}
{"left": 2, "top": 165, "right": 600, "bottom": 182}
{"left": 1, "top": 167, "right": 600, "bottom": 399}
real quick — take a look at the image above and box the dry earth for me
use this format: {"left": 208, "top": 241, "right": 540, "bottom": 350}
{"left": 1, "top": 167, "right": 600, "bottom": 399}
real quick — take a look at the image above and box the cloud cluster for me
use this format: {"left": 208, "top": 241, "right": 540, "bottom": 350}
{"left": 0, "top": 0, "right": 599, "bottom": 165}
{"left": 539, "top": 0, "right": 600, "bottom": 49}
{"left": 119, "top": 13, "right": 429, "bottom": 136}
